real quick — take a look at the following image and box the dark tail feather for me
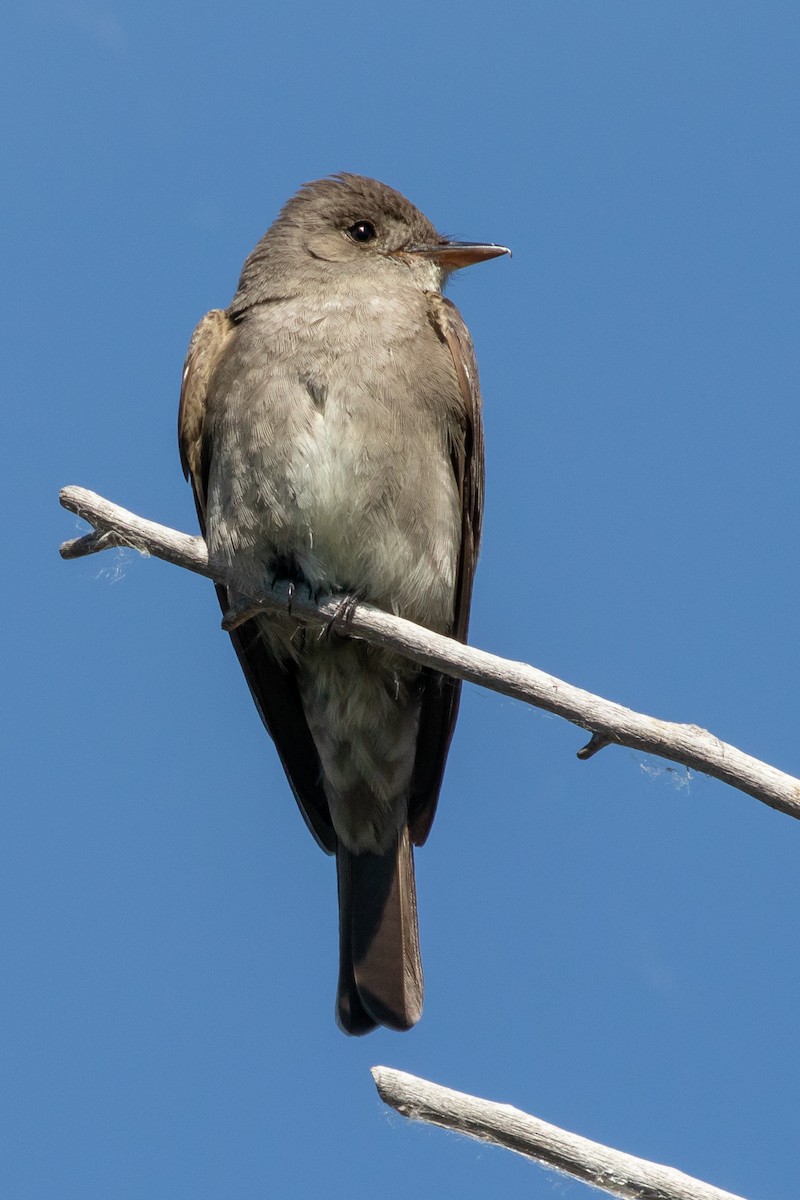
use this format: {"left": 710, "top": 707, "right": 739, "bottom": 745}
{"left": 335, "top": 873, "right": 379, "bottom": 1038}
{"left": 335, "top": 828, "right": 423, "bottom": 1035}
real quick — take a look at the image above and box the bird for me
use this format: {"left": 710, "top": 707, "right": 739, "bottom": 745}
{"left": 178, "top": 174, "right": 509, "bottom": 1034}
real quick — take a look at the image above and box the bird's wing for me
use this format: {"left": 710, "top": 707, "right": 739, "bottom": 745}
{"left": 178, "top": 309, "right": 232, "bottom": 512}
{"left": 408, "top": 294, "right": 485, "bottom": 844}
{"left": 178, "top": 310, "right": 336, "bottom": 853}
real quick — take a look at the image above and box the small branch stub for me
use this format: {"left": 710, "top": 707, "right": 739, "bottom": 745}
{"left": 577, "top": 731, "right": 615, "bottom": 760}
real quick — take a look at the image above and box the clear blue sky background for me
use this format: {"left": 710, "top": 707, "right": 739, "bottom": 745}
{"left": 4, "top": 2, "right": 799, "bottom": 1197}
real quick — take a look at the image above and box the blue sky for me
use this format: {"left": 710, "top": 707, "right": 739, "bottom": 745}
{"left": 4, "top": 2, "right": 799, "bottom": 1196}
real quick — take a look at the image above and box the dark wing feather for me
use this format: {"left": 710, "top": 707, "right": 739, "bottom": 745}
{"left": 178, "top": 310, "right": 336, "bottom": 854}
{"left": 408, "top": 294, "right": 485, "bottom": 845}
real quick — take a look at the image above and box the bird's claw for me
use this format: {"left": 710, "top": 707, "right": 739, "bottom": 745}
{"left": 324, "top": 593, "right": 360, "bottom": 640}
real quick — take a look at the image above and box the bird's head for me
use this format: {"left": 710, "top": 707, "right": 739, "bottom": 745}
{"left": 231, "top": 174, "right": 509, "bottom": 309}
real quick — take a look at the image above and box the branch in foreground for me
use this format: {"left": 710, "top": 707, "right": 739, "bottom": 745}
{"left": 371, "top": 1067, "right": 747, "bottom": 1200}
{"left": 59, "top": 485, "right": 800, "bottom": 821}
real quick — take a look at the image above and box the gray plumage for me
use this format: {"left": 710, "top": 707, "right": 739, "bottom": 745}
{"left": 178, "top": 174, "right": 508, "bottom": 1034}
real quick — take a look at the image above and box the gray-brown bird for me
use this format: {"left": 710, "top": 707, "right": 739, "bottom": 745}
{"left": 178, "top": 174, "right": 508, "bottom": 1034}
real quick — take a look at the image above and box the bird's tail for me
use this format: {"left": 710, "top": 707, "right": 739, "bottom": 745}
{"left": 335, "top": 827, "right": 423, "bottom": 1035}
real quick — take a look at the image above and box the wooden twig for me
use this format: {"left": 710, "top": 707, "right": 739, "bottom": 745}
{"left": 371, "top": 1067, "right": 748, "bottom": 1200}
{"left": 59, "top": 485, "right": 800, "bottom": 821}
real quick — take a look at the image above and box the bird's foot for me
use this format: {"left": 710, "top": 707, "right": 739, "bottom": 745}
{"left": 272, "top": 575, "right": 318, "bottom": 618}
{"left": 323, "top": 593, "right": 360, "bottom": 640}
{"left": 219, "top": 572, "right": 308, "bottom": 631}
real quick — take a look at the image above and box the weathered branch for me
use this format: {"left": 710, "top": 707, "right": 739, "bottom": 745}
{"left": 59, "top": 485, "right": 800, "bottom": 821}
{"left": 371, "top": 1067, "right": 748, "bottom": 1200}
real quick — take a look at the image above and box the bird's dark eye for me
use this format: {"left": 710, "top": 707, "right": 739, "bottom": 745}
{"left": 347, "top": 220, "right": 377, "bottom": 243}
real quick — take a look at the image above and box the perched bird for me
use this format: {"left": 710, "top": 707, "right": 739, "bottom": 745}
{"left": 178, "top": 174, "right": 508, "bottom": 1034}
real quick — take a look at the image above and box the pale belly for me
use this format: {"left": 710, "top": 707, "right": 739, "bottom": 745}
{"left": 288, "top": 409, "right": 458, "bottom": 625}
{"left": 209, "top": 381, "right": 461, "bottom": 633}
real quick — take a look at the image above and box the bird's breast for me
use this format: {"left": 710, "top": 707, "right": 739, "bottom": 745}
{"left": 207, "top": 298, "right": 462, "bottom": 631}
{"left": 285, "top": 383, "right": 459, "bottom": 630}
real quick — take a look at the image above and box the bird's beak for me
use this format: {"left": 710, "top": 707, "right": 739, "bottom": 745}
{"left": 404, "top": 241, "right": 511, "bottom": 271}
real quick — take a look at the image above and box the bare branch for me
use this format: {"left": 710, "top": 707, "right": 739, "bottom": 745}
{"left": 59, "top": 485, "right": 800, "bottom": 821}
{"left": 371, "top": 1067, "right": 748, "bottom": 1200}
